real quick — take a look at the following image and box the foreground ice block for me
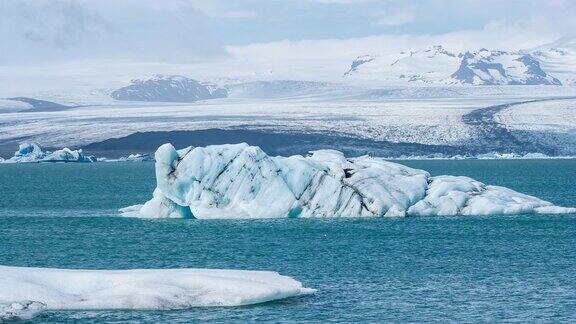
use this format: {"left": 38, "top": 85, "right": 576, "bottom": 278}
{"left": 121, "top": 143, "right": 576, "bottom": 219}
{"left": 0, "top": 266, "right": 313, "bottom": 316}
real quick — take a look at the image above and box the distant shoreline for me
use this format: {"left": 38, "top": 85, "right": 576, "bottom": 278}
{"left": 2, "top": 127, "right": 574, "bottom": 161}
{"left": 79, "top": 128, "right": 464, "bottom": 159}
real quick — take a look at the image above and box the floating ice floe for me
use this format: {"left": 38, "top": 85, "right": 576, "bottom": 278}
{"left": 1, "top": 143, "right": 96, "bottom": 163}
{"left": 121, "top": 143, "right": 576, "bottom": 219}
{"left": 0, "top": 266, "right": 313, "bottom": 319}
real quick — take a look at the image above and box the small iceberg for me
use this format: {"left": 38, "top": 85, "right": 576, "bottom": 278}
{"left": 1, "top": 143, "right": 96, "bottom": 163}
{"left": 0, "top": 301, "right": 46, "bottom": 321}
{"left": 98, "top": 153, "right": 154, "bottom": 162}
{"left": 121, "top": 143, "right": 575, "bottom": 219}
{"left": 475, "top": 152, "right": 550, "bottom": 159}
{"left": 0, "top": 266, "right": 313, "bottom": 318}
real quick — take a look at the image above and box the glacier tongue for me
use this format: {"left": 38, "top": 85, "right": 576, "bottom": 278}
{"left": 121, "top": 143, "right": 575, "bottom": 219}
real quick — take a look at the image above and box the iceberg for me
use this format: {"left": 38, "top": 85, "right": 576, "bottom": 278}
{"left": 4, "top": 143, "right": 45, "bottom": 163}
{"left": 98, "top": 153, "right": 154, "bottom": 163}
{"left": 121, "top": 143, "right": 575, "bottom": 219}
{"left": 406, "top": 175, "right": 571, "bottom": 216}
{"left": 0, "top": 266, "right": 313, "bottom": 316}
{"left": 118, "top": 153, "right": 153, "bottom": 162}
{"left": 0, "top": 301, "right": 46, "bottom": 322}
{"left": 2, "top": 143, "right": 96, "bottom": 163}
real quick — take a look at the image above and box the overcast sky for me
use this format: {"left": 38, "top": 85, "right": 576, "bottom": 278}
{"left": 1, "top": 0, "right": 574, "bottom": 63}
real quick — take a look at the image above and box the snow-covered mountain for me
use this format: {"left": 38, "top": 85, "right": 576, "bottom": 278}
{"left": 532, "top": 37, "right": 576, "bottom": 86}
{"left": 344, "top": 45, "right": 458, "bottom": 84}
{"left": 0, "top": 97, "right": 72, "bottom": 113}
{"left": 343, "top": 55, "right": 375, "bottom": 76}
{"left": 451, "top": 50, "right": 561, "bottom": 85}
{"left": 111, "top": 75, "right": 228, "bottom": 102}
{"left": 344, "top": 45, "right": 568, "bottom": 86}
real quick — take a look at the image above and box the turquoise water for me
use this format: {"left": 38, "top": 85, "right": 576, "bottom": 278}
{"left": 1, "top": 160, "right": 575, "bottom": 322}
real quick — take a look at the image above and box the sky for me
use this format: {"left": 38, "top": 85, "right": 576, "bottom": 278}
{"left": 198, "top": 0, "right": 575, "bottom": 44}
{"left": 0, "top": 0, "right": 574, "bottom": 64}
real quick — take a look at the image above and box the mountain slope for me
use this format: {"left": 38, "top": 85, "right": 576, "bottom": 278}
{"left": 345, "top": 45, "right": 566, "bottom": 86}
{"left": 532, "top": 37, "right": 576, "bottom": 86}
{"left": 344, "top": 45, "right": 459, "bottom": 84}
{"left": 111, "top": 75, "right": 228, "bottom": 102}
{"left": 451, "top": 50, "right": 561, "bottom": 85}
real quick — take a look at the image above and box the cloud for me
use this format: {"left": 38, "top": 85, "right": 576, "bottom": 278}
{"left": 284, "top": 0, "right": 379, "bottom": 3}
{"left": 0, "top": 0, "right": 227, "bottom": 64}
{"left": 373, "top": 7, "right": 415, "bottom": 26}
{"left": 225, "top": 20, "right": 570, "bottom": 81}
{"left": 186, "top": 1, "right": 258, "bottom": 19}
{"left": 210, "top": 10, "right": 258, "bottom": 19}
{"left": 1, "top": 0, "right": 574, "bottom": 66}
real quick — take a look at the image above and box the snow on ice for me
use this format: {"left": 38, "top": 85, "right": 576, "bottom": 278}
{"left": 0, "top": 265, "right": 314, "bottom": 319}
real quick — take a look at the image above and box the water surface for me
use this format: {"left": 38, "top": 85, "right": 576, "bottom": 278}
{"left": 1, "top": 160, "right": 575, "bottom": 322}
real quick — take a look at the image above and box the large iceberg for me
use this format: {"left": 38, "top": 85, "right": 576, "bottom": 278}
{"left": 121, "top": 143, "right": 575, "bottom": 219}
{"left": 0, "top": 266, "right": 313, "bottom": 318}
{"left": 2, "top": 143, "right": 96, "bottom": 163}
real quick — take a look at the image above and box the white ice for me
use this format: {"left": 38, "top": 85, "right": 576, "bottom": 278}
{"left": 121, "top": 143, "right": 575, "bottom": 219}
{"left": 98, "top": 153, "right": 154, "bottom": 163}
{"left": 0, "top": 266, "right": 314, "bottom": 315}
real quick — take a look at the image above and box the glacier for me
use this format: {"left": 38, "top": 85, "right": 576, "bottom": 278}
{"left": 2, "top": 143, "right": 96, "bottom": 163}
{"left": 0, "top": 266, "right": 313, "bottom": 319}
{"left": 120, "top": 143, "right": 575, "bottom": 219}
